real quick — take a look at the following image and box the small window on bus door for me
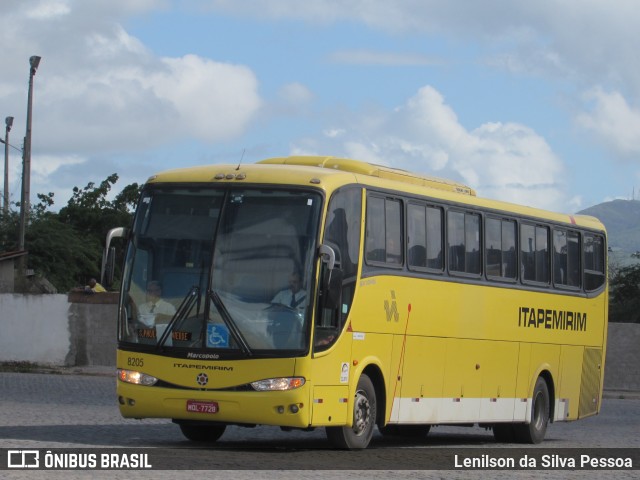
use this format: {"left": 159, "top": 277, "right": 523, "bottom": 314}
{"left": 584, "top": 233, "right": 605, "bottom": 291}
{"left": 407, "top": 203, "right": 443, "bottom": 272}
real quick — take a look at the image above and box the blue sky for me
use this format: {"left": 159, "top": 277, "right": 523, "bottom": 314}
{"left": 2, "top": 0, "right": 640, "bottom": 214}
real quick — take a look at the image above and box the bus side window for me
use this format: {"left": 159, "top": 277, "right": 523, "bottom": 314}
{"left": 584, "top": 234, "right": 605, "bottom": 291}
{"left": 365, "top": 196, "right": 385, "bottom": 263}
{"left": 406, "top": 203, "right": 444, "bottom": 272}
{"left": 486, "top": 217, "right": 516, "bottom": 280}
{"left": 365, "top": 195, "right": 403, "bottom": 266}
{"left": 553, "top": 228, "right": 581, "bottom": 289}
{"left": 448, "top": 210, "right": 481, "bottom": 276}
{"left": 521, "top": 223, "right": 550, "bottom": 285}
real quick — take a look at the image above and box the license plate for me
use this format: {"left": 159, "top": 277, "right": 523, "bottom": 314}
{"left": 186, "top": 400, "right": 219, "bottom": 414}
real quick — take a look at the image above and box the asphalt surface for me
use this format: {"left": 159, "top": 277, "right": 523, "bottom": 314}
{"left": 0, "top": 368, "right": 638, "bottom": 479}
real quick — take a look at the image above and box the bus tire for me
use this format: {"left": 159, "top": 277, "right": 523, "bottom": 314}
{"left": 326, "top": 374, "right": 377, "bottom": 449}
{"left": 514, "top": 376, "right": 550, "bottom": 444}
{"left": 178, "top": 423, "right": 226, "bottom": 443}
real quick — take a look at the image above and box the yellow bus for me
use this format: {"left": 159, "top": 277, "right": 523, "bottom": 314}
{"left": 113, "top": 156, "right": 608, "bottom": 449}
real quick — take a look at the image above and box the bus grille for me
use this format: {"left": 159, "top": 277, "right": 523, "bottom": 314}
{"left": 579, "top": 347, "right": 602, "bottom": 418}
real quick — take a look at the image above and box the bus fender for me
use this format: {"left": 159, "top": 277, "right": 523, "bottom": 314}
{"left": 344, "top": 356, "right": 387, "bottom": 428}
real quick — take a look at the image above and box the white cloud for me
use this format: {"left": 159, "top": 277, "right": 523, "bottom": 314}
{"left": 25, "top": 0, "right": 71, "bottom": 20}
{"left": 204, "top": 0, "right": 640, "bottom": 165}
{"left": 576, "top": 87, "right": 640, "bottom": 157}
{"left": 0, "top": 1, "right": 262, "bottom": 157}
{"left": 2, "top": 153, "right": 88, "bottom": 209}
{"left": 148, "top": 54, "right": 261, "bottom": 142}
{"left": 204, "top": 0, "right": 640, "bottom": 92}
{"left": 323, "top": 128, "right": 345, "bottom": 139}
{"left": 0, "top": 0, "right": 263, "bottom": 211}
{"left": 277, "top": 82, "right": 314, "bottom": 107}
{"left": 32, "top": 154, "right": 86, "bottom": 179}
{"left": 292, "top": 85, "right": 567, "bottom": 211}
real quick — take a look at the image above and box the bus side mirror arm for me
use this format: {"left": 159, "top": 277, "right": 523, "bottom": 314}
{"left": 318, "top": 244, "right": 336, "bottom": 270}
{"left": 318, "top": 244, "right": 342, "bottom": 310}
{"left": 101, "top": 227, "right": 128, "bottom": 286}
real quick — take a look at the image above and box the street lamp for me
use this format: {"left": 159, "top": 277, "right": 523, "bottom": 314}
{"left": 18, "top": 55, "right": 41, "bottom": 255}
{"left": 3, "top": 116, "right": 13, "bottom": 216}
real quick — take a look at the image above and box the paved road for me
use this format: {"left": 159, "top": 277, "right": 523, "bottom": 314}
{"left": 0, "top": 371, "right": 638, "bottom": 479}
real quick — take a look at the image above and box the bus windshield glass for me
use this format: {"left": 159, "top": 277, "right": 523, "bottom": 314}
{"left": 119, "top": 186, "right": 322, "bottom": 356}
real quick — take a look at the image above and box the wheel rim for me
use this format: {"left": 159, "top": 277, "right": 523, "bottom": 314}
{"left": 532, "top": 391, "right": 547, "bottom": 430}
{"left": 353, "top": 389, "right": 371, "bottom": 436}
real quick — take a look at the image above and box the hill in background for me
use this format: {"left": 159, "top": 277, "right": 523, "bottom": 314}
{"left": 578, "top": 199, "right": 640, "bottom": 254}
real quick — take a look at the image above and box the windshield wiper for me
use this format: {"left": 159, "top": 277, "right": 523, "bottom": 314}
{"left": 157, "top": 286, "right": 199, "bottom": 348}
{"left": 209, "top": 290, "right": 253, "bottom": 356}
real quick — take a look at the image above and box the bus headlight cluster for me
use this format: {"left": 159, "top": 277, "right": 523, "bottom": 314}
{"left": 251, "top": 377, "right": 305, "bottom": 391}
{"left": 118, "top": 369, "right": 158, "bottom": 386}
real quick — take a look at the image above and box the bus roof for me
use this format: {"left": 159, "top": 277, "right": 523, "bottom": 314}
{"left": 146, "top": 155, "right": 605, "bottom": 232}
{"left": 258, "top": 156, "right": 476, "bottom": 196}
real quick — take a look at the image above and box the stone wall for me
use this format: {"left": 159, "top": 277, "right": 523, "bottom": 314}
{"left": 65, "top": 292, "right": 118, "bottom": 367}
{"left": 0, "top": 292, "right": 117, "bottom": 367}
{"left": 603, "top": 322, "right": 640, "bottom": 392}
{"left": 0, "top": 293, "right": 70, "bottom": 365}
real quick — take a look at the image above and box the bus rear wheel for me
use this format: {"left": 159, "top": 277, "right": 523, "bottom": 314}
{"left": 326, "top": 374, "right": 377, "bottom": 449}
{"left": 514, "top": 376, "right": 550, "bottom": 444}
{"left": 177, "top": 423, "right": 226, "bottom": 443}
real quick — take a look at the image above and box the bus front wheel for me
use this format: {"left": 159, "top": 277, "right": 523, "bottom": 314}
{"left": 326, "top": 374, "right": 377, "bottom": 449}
{"left": 514, "top": 376, "right": 550, "bottom": 444}
{"left": 178, "top": 423, "right": 226, "bottom": 443}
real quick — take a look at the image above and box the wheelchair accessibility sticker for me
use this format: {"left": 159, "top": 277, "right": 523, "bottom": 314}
{"left": 207, "top": 324, "right": 230, "bottom": 348}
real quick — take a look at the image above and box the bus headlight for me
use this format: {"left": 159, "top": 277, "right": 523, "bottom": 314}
{"left": 251, "top": 377, "right": 305, "bottom": 391}
{"left": 118, "top": 369, "right": 158, "bottom": 386}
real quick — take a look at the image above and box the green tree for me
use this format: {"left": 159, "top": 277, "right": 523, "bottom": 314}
{"left": 609, "top": 264, "right": 640, "bottom": 323}
{"left": 0, "top": 174, "right": 140, "bottom": 292}
{"left": 58, "top": 173, "right": 139, "bottom": 240}
{"left": 0, "top": 207, "right": 19, "bottom": 251}
{"left": 26, "top": 216, "right": 100, "bottom": 291}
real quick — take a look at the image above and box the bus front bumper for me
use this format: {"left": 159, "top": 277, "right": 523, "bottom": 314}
{"left": 117, "top": 381, "right": 311, "bottom": 428}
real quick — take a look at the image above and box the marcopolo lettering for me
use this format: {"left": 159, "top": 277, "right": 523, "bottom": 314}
{"left": 518, "top": 307, "right": 587, "bottom": 331}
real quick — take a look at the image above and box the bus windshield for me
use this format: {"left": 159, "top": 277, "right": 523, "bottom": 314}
{"left": 119, "top": 186, "right": 323, "bottom": 356}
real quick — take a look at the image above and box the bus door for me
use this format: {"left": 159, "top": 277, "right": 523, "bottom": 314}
{"left": 310, "top": 187, "right": 362, "bottom": 427}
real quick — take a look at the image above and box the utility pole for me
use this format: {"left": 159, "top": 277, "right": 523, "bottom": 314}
{"left": 17, "top": 56, "right": 41, "bottom": 289}
{"left": 3, "top": 116, "right": 13, "bottom": 215}
{"left": 18, "top": 56, "right": 41, "bottom": 253}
